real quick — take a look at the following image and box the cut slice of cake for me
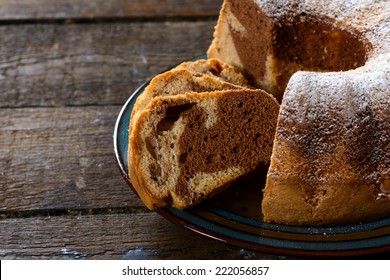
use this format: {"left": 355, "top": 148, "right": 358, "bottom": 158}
{"left": 174, "top": 58, "right": 251, "bottom": 88}
{"left": 128, "top": 89, "right": 279, "bottom": 209}
{"left": 129, "top": 65, "right": 249, "bottom": 135}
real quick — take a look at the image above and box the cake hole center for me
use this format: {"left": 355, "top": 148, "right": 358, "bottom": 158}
{"left": 226, "top": 0, "right": 370, "bottom": 98}
{"left": 273, "top": 14, "right": 369, "bottom": 77}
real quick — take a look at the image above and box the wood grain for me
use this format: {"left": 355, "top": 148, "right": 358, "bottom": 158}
{"left": 0, "top": 212, "right": 286, "bottom": 260}
{"left": 0, "top": 106, "right": 142, "bottom": 212}
{"left": 0, "top": 21, "right": 215, "bottom": 108}
{"left": 0, "top": 0, "right": 222, "bottom": 21}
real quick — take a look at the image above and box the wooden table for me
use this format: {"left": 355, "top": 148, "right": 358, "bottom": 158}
{"left": 0, "top": 0, "right": 387, "bottom": 260}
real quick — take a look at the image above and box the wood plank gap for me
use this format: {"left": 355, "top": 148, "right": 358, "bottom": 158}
{"left": 0, "top": 15, "right": 219, "bottom": 26}
{"left": 0, "top": 103, "right": 123, "bottom": 110}
{"left": 0, "top": 206, "right": 150, "bottom": 220}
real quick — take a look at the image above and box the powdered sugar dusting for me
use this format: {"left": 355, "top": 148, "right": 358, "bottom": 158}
{"left": 254, "top": 0, "right": 390, "bottom": 55}
{"left": 278, "top": 52, "right": 389, "bottom": 190}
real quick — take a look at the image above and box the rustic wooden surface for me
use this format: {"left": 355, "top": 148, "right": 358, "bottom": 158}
{"left": 0, "top": 0, "right": 222, "bottom": 20}
{"left": 0, "top": 0, "right": 388, "bottom": 260}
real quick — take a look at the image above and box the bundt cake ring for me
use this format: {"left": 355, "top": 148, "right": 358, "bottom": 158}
{"left": 208, "top": 0, "right": 390, "bottom": 225}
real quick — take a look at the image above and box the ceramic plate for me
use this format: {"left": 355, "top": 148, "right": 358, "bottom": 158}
{"left": 113, "top": 60, "right": 390, "bottom": 257}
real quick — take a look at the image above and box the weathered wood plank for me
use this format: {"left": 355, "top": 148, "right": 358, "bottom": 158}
{"left": 0, "top": 106, "right": 143, "bottom": 212}
{"left": 0, "top": 21, "right": 215, "bottom": 108}
{"left": 0, "top": 0, "right": 222, "bottom": 20}
{"left": 0, "top": 213, "right": 286, "bottom": 259}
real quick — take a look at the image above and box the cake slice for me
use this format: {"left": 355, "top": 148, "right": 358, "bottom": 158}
{"left": 174, "top": 58, "right": 251, "bottom": 87}
{"left": 129, "top": 67, "right": 248, "bottom": 135}
{"left": 128, "top": 89, "right": 279, "bottom": 209}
